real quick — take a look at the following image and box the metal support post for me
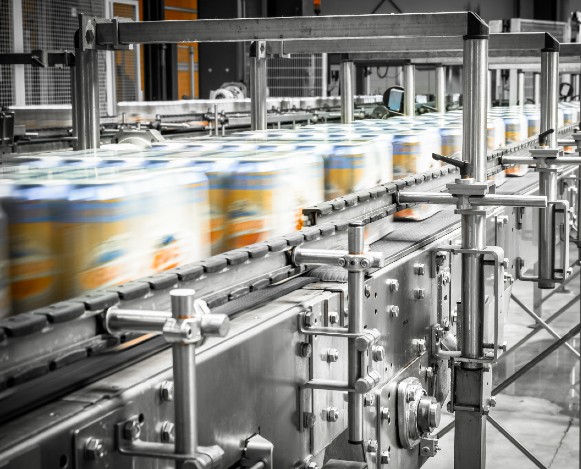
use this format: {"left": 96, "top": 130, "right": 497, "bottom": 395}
{"left": 250, "top": 40, "right": 267, "bottom": 131}
{"left": 517, "top": 69, "right": 525, "bottom": 105}
{"left": 340, "top": 58, "right": 354, "bottom": 124}
{"left": 573, "top": 74, "right": 580, "bottom": 100}
{"left": 436, "top": 64, "right": 446, "bottom": 113}
{"left": 454, "top": 34, "right": 489, "bottom": 469}
{"left": 488, "top": 69, "right": 493, "bottom": 110}
{"left": 74, "top": 47, "right": 100, "bottom": 150}
{"left": 403, "top": 63, "right": 415, "bottom": 116}
{"left": 105, "top": 290, "right": 229, "bottom": 468}
{"left": 189, "top": 46, "right": 195, "bottom": 99}
{"left": 347, "top": 222, "right": 364, "bottom": 444}
{"left": 533, "top": 72, "right": 541, "bottom": 105}
{"left": 538, "top": 48, "right": 559, "bottom": 288}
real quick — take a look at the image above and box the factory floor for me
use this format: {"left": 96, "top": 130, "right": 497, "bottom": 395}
{"left": 425, "top": 265, "right": 581, "bottom": 468}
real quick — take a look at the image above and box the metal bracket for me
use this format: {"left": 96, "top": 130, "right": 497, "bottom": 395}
{"left": 435, "top": 245, "right": 505, "bottom": 363}
{"left": 241, "top": 434, "right": 273, "bottom": 469}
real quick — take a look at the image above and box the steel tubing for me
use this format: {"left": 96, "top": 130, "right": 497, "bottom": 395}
{"left": 403, "top": 64, "right": 415, "bottom": 116}
{"left": 517, "top": 70, "right": 525, "bottom": 105}
{"left": 436, "top": 65, "right": 446, "bottom": 112}
{"left": 533, "top": 72, "right": 541, "bottom": 105}
{"left": 477, "top": 194, "right": 547, "bottom": 208}
{"left": 541, "top": 51, "right": 559, "bottom": 148}
{"left": 170, "top": 289, "right": 198, "bottom": 468}
{"left": 250, "top": 44, "right": 267, "bottom": 131}
{"left": 397, "top": 192, "right": 456, "bottom": 205}
{"left": 347, "top": 222, "right": 364, "bottom": 443}
{"left": 105, "top": 308, "right": 170, "bottom": 334}
{"left": 293, "top": 248, "right": 347, "bottom": 267}
{"left": 340, "top": 60, "right": 354, "bottom": 124}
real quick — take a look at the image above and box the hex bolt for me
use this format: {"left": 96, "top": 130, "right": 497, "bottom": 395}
{"left": 299, "top": 342, "right": 312, "bottom": 358}
{"left": 325, "top": 349, "right": 339, "bottom": 363}
{"left": 406, "top": 388, "right": 416, "bottom": 402}
{"left": 326, "top": 407, "right": 340, "bottom": 422}
{"left": 380, "top": 450, "right": 391, "bottom": 464}
{"left": 160, "top": 380, "right": 174, "bottom": 402}
{"left": 388, "top": 305, "right": 399, "bottom": 318}
{"left": 160, "top": 421, "right": 175, "bottom": 443}
{"left": 502, "top": 257, "right": 510, "bottom": 269}
{"left": 303, "top": 412, "right": 317, "bottom": 428}
{"left": 84, "top": 438, "right": 105, "bottom": 460}
{"left": 304, "top": 311, "right": 316, "bottom": 327}
{"left": 328, "top": 311, "right": 339, "bottom": 325}
{"left": 380, "top": 407, "right": 390, "bottom": 421}
{"left": 355, "top": 375, "right": 375, "bottom": 394}
{"left": 414, "top": 288, "right": 426, "bottom": 300}
{"left": 415, "top": 339, "right": 427, "bottom": 354}
{"left": 387, "top": 279, "right": 399, "bottom": 292}
{"left": 371, "top": 345, "right": 385, "bottom": 362}
{"left": 414, "top": 263, "right": 426, "bottom": 275}
{"left": 364, "top": 393, "right": 375, "bottom": 407}
{"left": 123, "top": 419, "right": 141, "bottom": 441}
{"left": 442, "top": 272, "right": 450, "bottom": 285}
{"left": 366, "top": 440, "right": 378, "bottom": 453}
{"left": 489, "top": 397, "right": 497, "bottom": 408}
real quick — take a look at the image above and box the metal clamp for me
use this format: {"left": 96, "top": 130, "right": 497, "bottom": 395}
{"left": 105, "top": 289, "right": 229, "bottom": 468}
{"left": 435, "top": 245, "right": 505, "bottom": 363}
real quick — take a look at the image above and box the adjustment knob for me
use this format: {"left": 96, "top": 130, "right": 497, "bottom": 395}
{"left": 417, "top": 396, "right": 441, "bottom": 433}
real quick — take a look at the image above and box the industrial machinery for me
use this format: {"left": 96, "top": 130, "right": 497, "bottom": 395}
{"left": 0, "top": 11, "right": 580, "bottom": 469}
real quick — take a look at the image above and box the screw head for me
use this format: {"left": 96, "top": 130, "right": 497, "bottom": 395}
{"left": 389, "top": 305, "right": 399, "bottom": 317}
{"left": 406, "top": 388, "right": 416, "bottom": 402}
{"left": 380, "top": 407, "right": 390, "bottom": 421}
{"left": 366, "top": 439, "right": 378, "bottom": 453}
{"left": 489, "top": 397, "right": 497, "bottom": 408}
{"left": 414, "top": 288, "right": 425, "bottom": 300}
{"left": 416, "top": 339, "right": 427, "bottom": 354}
{"left": 326, "top": 407, "right": 340, "bottom": 422}
{"left": 326, "top": 349, "right": 339, "bottom": 363}
{"left": 387, "top": 279, "right": 399, "bottom": 292}
{"left": 361, "top": 258, "right": 371, "bottom": 269}
{"left": 160, "top": 380, "right": 174, "bottom": 402}
{"left": 338, "top": 257, "right": 346, "bottom": 267}
{"left": 299, "top": 342, "right": 312, "bottom": 358}
{"left": 123, "top": 420, "right": 141, "bottom": 441}
{"left": 425, "top": 367, "right": 434, "bottom": 380}
{"left": 304, "top": 311, "right": 316, "bottom": 327}
{"left": 364, "top": 393, "right": 375, "bottom": 407}
{"left": 328, "top": 311, "right": 339, "bottom": 325}
{"left": 303, "top": 412, "right": 317, "bottom": 428}
{"left": 355, "top": 376, "right": 375, "bottom": 394}
{"left": 421, "top": 446, "right": 431, "bottom": 456}
{"left": 84, "top": 438, "right": 105, "bottom": 460}
{"left": 161, "top": 421, "right": 175, "bottom": 443}
{"left": 372, "top": 345, "right": 385, "bottom": 362}
{"left": 414, "top": 263, "right": 426, "bottom": 275}
{"left": 380, "top": 450, "right": 391, "bottom": 464}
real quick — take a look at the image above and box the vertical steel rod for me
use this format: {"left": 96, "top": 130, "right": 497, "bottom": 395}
{"left": 340, "top": 59, "right": 354, "bottom": 124}
{"left": 572, "top": 74, "right": 580, "bottom": 101}
{"left": 74, "top": 47, "right": 100, "bottom": 150}
{"left": 488, "top": 69, "right": 493, "bottom": 110}
{"left": 171, "top": 289, "right": 197, "bottom": 468}
{"left": 189, "top": 46, "right": 195, "bottom": 99}
{"left": 250, "top": 41, "right": 267, "bottom": 131}
{"left": 436, "top": 64, "right": 446, "bottom": 113}
{"left": 454, "top": 34, "right": 489, "bottom": 469}
{"left": 403, "top": 63, "right": 415, "bottom": 116}
{"left": 533, "top": 72, "right": 541, "bottom": 105}
{"left": 538, "top": 49, "right": 559, "bottom": 289}
{"left": 517, "top": 70, "right": 525, "bottom": 105}
{"left": 347, "top": 222, "right": 364, "bottom": 443}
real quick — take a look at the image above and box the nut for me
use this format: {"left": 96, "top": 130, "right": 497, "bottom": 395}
{"left": 425, "top": 367, "right": 434, "bottom": 380}
{"left": 489, "top": 397, "right": 497, "bottom": 408}
{"left": 380, "top": 407, "right": 390, "bottom": 421}
{"left": 355, "top": 375, "right": 375, "bottom": 394}
{"left": 325, "top": 407, "right": 339, "bottom": 422}
{"left": 380, "top": 450, "right": 391, "bottom": 464}
{"left": 366, "top": 439, "right": 378, "bottom": 453}
{"left": 414, "top": 263, "right": 426, "bottom": 275}
{"left": 328, "top": 311, "right": 339, "bottom": 325}
{"left": 299, "top": 342, "right": 312, "bottom": 358}
{"left": 387, "top": 279, "right": 399, "bottom": 292}
{"left": 388, "top": 305, "right": 399, "bottom": 317}
{"left": 303, "top": 412, "right": 317, "bottom": 428}
{"left": 364, "top": 393, "right": 375, "bottom": 407}
{"left": 123, "top": 420, "right": 141, "bottom": 441}
{"left": 304, "top": 311, "right": 316, "bottom": 327}
{"left": 414, "top": 288, "right": 425, "bottom": 300}
{"left": 406, "top": 388, "right": 417, "bottom": 402}
{"left": 85, "top": 29, "right": 95, "bottom": 45}
{"left": 84, "top": 438, "right": 105, "bottom": 460}
{"left": 161, "top": 421, "right": 175, "bottom": 443}
{"left": 371, "top": 345, "right": 385, "bottom": 362}
{"left": 325, "top": 349, "right": 339, "bottom": 363}
{"left": 415, "top": 339, "right": 427, "bottom": 354}
{"left": 160, "top": 380, "right": 174, "bottom": 402}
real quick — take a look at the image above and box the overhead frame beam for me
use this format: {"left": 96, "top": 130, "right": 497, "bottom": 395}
{"left": 94, "top": 12, "right": 478, "bottom": 46}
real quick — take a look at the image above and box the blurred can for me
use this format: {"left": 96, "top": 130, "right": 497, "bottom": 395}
{"left": 326, "top": 141, "right": 376, "bottom": 200}
{"left": 440, "top": 126, "right": 462, "bottom": 156}
{"left": 3, "top": 181, "right": 66, "bottom": 313}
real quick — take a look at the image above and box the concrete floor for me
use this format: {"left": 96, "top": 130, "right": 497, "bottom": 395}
{"left": 425, "top": 264, "right": 580, "bottom": 468}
